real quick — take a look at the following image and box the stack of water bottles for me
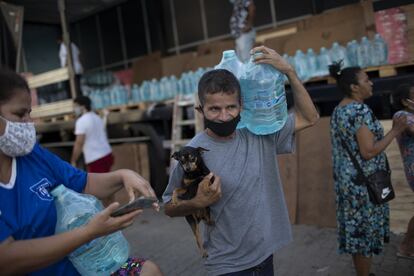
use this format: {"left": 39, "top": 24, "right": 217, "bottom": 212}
{"left": 281, "top": 33, "right": 388, "bottom": 82}
{"left": 215, "top": 50, "right": 288, "bottom": 135}
{"left": 84, "top": 67, "right": 211, "bottom": 110}
{"left": 83, "top": 33, "right": 388, "bottom": 111}
{"left": 51, "top": 184, "right": 129, "bottom": 276}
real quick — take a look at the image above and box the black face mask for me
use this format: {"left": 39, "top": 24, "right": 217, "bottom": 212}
{"left": 204, "top": 114, "right": 241, "bottom": 137}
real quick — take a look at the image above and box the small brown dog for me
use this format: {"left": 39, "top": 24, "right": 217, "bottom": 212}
{"left": 171, "top": 146, "right": 214, "bottom": 257}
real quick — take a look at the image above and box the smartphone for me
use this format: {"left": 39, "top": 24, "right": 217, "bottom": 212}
{"left": 110, "top": 196, "right": 158, "bottom": 217}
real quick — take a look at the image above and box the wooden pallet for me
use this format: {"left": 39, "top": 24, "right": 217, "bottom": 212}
{"left": 26, "top": 67, "right": 69, "bottom": 89}
{"left": 302, "top": 61, "right": 414, "bottom": 86}
{"left": 305, "top": 75, "right": 337, "bottom": 85}
{"left": 38, "top": 114, "right": 75, "bottom": 123}
{"left": 105, "top": 102, "right": 148, "bottom": 113}
{"left": 365, "top": 62, "right": 414, "bottom": 78}
{"left": 31, "top": 99, "right": 74, "bottom": 119}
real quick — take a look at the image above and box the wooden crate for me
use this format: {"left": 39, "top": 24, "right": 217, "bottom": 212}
{"left": 132, "top": 52, "right": 162, "bottom": 85}
{"left": 110, "top": 143, "right": 151, "bottom": 205}
{"left": 111, "top": 143, "right": 150, "bottom": 181}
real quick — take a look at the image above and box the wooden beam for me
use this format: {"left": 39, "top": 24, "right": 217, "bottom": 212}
{"left": 256, "top": 26, "right": 298, "bottom": 44}
{"left": 31, "top": 99, "right": 73, "bottom": 119}
{"left": 58, "top": 0, "right": 77, "bottom": 98}
{"left": 27, "top": 67, "right": 69, "bottom": 89}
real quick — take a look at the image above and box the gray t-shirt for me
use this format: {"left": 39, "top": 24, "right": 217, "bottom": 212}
{"left": 163, "top": 114, "right": 295, "bottom": 275}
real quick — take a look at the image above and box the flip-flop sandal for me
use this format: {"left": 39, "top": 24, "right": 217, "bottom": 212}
{"left": 396, "top": 251, "right": 414, "bottom": 260}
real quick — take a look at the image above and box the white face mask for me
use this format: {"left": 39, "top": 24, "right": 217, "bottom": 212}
{"left": 74, "top": 106, "right": 83, "bottom": 117}
{"left": 0, "top": 116, "right": 36, "bottom": 157}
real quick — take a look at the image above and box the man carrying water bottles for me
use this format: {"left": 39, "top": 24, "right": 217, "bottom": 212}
{"left": 163, "top": 45, "right": 319, "bottom": 275}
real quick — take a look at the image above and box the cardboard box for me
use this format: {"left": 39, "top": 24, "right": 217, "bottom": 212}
{"left": 111, "top": 143, "right": 150, "bottom": 181}
{"left": 132, "top": 51, "right": 162, "bottom": 85}
{"left": 197, "top": 40, "right": 235, "bottom": 56}
{"left": 283, "top": 20, "right": 366, "bottom": 55}
{"left": 185, "top": 53, "right": 222, "bottom": 71}
{"left": 296, "top": 118, "right": 336, "bottom": 227}
{"left": 161, "top": 52, "right": 197, "bottom": 78}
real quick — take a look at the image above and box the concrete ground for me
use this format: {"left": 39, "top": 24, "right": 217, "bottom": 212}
{"left": 122, "top": 207, "right": 413, "bottom": 276}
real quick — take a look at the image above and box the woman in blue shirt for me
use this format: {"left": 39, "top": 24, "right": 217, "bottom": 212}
{"left": 0, "top": 68, "right": 162, "bottom": 276}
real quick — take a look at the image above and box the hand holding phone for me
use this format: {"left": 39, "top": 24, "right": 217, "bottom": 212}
{"left": 110, "top": 196, "right": 158, "bottom": 217}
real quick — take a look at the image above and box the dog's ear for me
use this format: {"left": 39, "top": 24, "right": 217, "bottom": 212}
{"left": 171, "top": 152, "right": 180, "bottom": 160}
{"left": 197, "top": 147, "right": 209, "bottom": 153}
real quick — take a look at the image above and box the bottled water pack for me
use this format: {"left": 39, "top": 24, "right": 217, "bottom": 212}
{"left": 215, "top": 50, "right": 288, "bottom": 135}
{"left": 51, "top": 185, "right": 129, "bottom": 276}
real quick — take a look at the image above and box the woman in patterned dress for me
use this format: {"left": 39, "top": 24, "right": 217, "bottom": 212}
{"left": 329, "top": 62, "right": 407, "bottom": 276}
{"left": 391, "top": 83, "right": 414, "bottom": 259}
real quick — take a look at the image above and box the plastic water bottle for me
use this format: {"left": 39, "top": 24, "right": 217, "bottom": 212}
{"left": 159, "top": 77, "right": 169, "bottom": 100}
{"left": 51, "top": 185, "right": 129, "bottom": 276}
{"left": 167, "top": 75, "right": 178, "bottom": 99}
{"left": 215, "top": 50, "right": 243, "bottom": 78}
{"left": 372, "top": 33, "right": 388, "bottom": 66}
{"left": 239, "top": 52, "right": 288, "bottom": 135}
{"left": 149, "top": 79, "right": 160, "bottom": 101}
{"left": 293, "top": 50, "right": 309, "bottom": 81}
{"left": 306, "top": 48, "right": 319, "bottom": 78}
{"left": 346, "top": 40, "right": 359, "bottom": 67}
{"left": 330, "top": 42, "right": 350, "bottom": 67}
{"left": 317, "top": 47, "right": 331, "bottom": 76}
{"left": 140, "top": 81, "right": 151, "bottom": 102}
{"left": 131, "top": 84, "right": 140, "bottom": 103}
{"left": 357, "top": 36, "right": 372, "bottom": 68}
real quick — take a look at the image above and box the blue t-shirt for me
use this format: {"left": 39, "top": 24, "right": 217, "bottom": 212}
{"left": 0, "top": 144, "right": 87, "bottom": 275}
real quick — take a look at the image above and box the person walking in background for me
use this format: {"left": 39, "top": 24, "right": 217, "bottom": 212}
{"left": 58, "top": 36, "right": 83, "bottom": 96}
{"left": 229, "top": 0, "right": 256, "bottom": 63}
{"left": 391, "top": 83, "right": 414, "bottom": 259}
{"left": 71, "top": 96, "right": 114, "bottom": 173}
{"left": 329, "top": 62, "right": 407, "bottom": 276}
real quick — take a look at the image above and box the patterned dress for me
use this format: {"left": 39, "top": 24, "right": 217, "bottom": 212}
{"left": 394, "top": 110, "right": 414, "bottom": 192}
{"left": 330, "top": 102, "right": 390, "bottom": 256}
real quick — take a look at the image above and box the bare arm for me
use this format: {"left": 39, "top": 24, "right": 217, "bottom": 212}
{"left": 164, "top": 173, "right": 221, "bottom": 217}
{"left": 286, "top": 70, "right": 320, "bottom": 132}
{"left": 70, "top": 134, "right": 85, "bottom": 166}
{"left": 356, "top": 115, "right": 407, "bottom": 160}
{"left": 164, "top": 198, "right": 204, "bottom": 217}
{"left": 85, "top": 169, "right": 157, "bottom": 204}
{"left": 252, "top": 46, "right": 319, "bottom": 132}
{"left": 0, "top": 204, "right": 141, "bottom": 275}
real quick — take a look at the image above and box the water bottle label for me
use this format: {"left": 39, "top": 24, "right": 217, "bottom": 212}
{"left": 244, "top": 94, "right": 286, "bottom": 110}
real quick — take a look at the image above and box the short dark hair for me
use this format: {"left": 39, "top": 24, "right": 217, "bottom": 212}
{"left": 0, "top": 68, "right": 30, "bottom": 104}
{"left": 392, "top": 83, "right": 414, "bottom": 111}
{"left": 329, "top": 61, "right": 362, "bottom": 97}
{"left": 197, "top": 69, "right": 241, "bottom": 106}
{"left": 74, "top": 96, "right": 92, "bottom": 111}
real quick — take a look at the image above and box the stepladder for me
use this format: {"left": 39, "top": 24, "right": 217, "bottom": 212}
{"left": 169, "top": 93, "right": 204, "bottom": 170}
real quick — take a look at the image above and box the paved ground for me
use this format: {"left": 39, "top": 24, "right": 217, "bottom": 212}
{"left": 122, "top": 207, "right": 413, "bottom": 276}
